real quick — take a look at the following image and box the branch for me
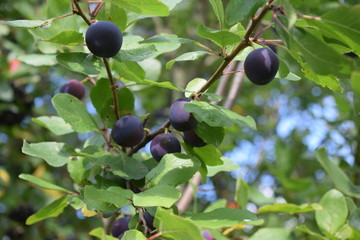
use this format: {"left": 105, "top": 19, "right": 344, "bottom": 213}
{"left": 73, "top": 0, "right": 92, "bottom": 26}
{"left": 176, "top": 172, "right": 202, "bottom": 214}
{"left": 103, "top": 58, "right": 120, "bottom": 120}
{"left": 223, "top": 62, "right": 245, "bottom": 109}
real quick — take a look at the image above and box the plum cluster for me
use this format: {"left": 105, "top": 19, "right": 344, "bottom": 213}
{"left": 85, "top": 20, "right": 123, "bottom": 58}
{"left": 244, "top": 47, "right": 279, "bottom": 85}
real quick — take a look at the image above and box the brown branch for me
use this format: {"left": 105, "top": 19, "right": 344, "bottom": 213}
{"left": 147, "top": 232, "right": 164, "bottom": 240}
{"left": 137, "top": 207, "right": 149, "bottom": 235}
{"left": 103, "top": 58, "right": 120, "bottom": 120}
{"left": 176, "top": 172, "right": 202, "bottom": 214}
{"left": 73, "top": 0, "right": 92, "bottom": 26}
{"left": 297, "top": 13, "right": 321, "bottom": 21}
{"left": 223, "top": 62, "right": 245, "bottom": 109}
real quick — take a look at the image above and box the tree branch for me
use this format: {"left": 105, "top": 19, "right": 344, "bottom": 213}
{"left": 73, "top": 0, "right": 92, "bottom": 26}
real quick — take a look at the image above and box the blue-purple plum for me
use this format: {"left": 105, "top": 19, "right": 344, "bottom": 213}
{"left": 169, "top": 97, "right": 197, "bottom": 131}
{"left": 111, "top": 217, "right": 130, "bottom": 238}
{"left": 85, "top": 21, "right": 123, "bottom": 58}
{"left": 183, "top": 129, "right": 206, "bottom": 147}
{"left": 263, "top": 42, "right": 277, "bottom": 53}
{"left": 144, "top": 211, "right": 155, "bottom": 230}
{"left": 150, "top": 133, "right": 181, "bottom": 161}
{"left": 244, "top": 48, "right": 279, "bottom": 85}
{"left": 111, "top": 115, "right": 144, "bottom": 147}
{"left": 60, "top": 80, "right": 85, "bottom": 100}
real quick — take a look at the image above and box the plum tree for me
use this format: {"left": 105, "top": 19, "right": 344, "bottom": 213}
{"left": 169, "top": 97, "right": 197, "bottom": 131}
{"left": 150, "top": 133, "right": 181, "bottom": 161}
{"left": 183, "top": 129, "right": 206, "bottom": 147}
{"left": 111, "top": 115, "right": 145, "bottom": 147}
{"left": 85, "top": 20, "right": 123, "bottom": 58}
{"left": 144, "top": 211, "right": 155, "bottom": 230}
{"left": 111, "top": 217, "right": 130, "bottom": 238}
{"left": 59, "top": 80, "right": 85, "bottom": 100}
{"left": 244, "top": 48, "right": 279, "bottom": 85}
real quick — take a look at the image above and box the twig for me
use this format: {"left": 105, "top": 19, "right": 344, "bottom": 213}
{"left": 223, "top": 62, "right": 245, "bottom": 109}
{"left": 147, "top": 232, "right": 164, "bottom": 240}
{"left": 222, "top": 70, "right": 244, "bottom": 75}
{"left": 211, "top": 61, "right": 237, "bottom": 105}
{"left": 176, "top": 173, "right": 202, "bottom": 214}
{"left": 103, "top": 58, "right": 120, "bottom": 120}
{"left": 297, "top": 13, "right": 322, "bottom": 21}
{"left": 73, "top": 0, "right": 92, "bottom": 26}
{"left": 137, "top": 207, "right": 149, "bottom": 235}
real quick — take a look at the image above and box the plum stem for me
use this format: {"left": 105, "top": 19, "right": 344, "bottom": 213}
{"left": 103, "top": 58, "right": 120, "bottom": 120}
{"left": 137, "top": 207, "right": 149, "bottom": 235}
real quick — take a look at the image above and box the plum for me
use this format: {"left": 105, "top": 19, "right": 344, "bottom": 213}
{"left": 60, "top": 80, "right": 85, "bottom": 100}
{"left": 150, "top": 133, "right": 181, "bottom": 161}
{"left": 263, "top": 42, "right": 277, "bottom": 53}
{"left": 169, "top": 97, "right": 197, "bottom": 131}
{"left": 183, "top": 129, "right": 206, "bottom": 147}
{"left": 244, "top": 48, "right": 279, "bottom": 85}
{"left": 111, "top": 217, "right": 130, "bottom": 238}
{"left": 85, "top": 20, "right": 123, "bottom": 58}
{"left": 144, "top": 211, "right": 155, "bottom": 230}
{"left": 111, "top": 115, "right": 145, "bottom": 147}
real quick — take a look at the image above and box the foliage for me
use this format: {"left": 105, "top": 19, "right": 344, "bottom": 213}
{"left": 0, "top": 0, "right": 360, "bottom": 239}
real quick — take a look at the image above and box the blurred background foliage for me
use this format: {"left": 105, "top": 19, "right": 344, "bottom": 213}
{"left": 0, "top": 0, "right": 359, "bottom": 239}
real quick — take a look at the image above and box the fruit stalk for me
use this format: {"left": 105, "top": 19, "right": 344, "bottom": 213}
{"left": 103, "top": 58, "right": 120, "bottom": 120}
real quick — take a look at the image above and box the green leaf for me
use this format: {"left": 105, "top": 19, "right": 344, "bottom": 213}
{"left": 296, "top": 225, "right": 327, "bottom": 240}
{"left": 155, "top": 208, "right": 202, "bottom": 240}
{"left": 141, "top": 34, "right": 195, "bottom": 45}
{"left": 0, "top": 19, "right": 52, "bottom": 29}
{"left": 145, "top": 153, "right": 201, "bottom": 188}
{"left": 67, "top": 157, "right": 90, "bottom": 184}
{"left": 225, "top": 0, "right": 265, "bottom": 26}
{"left": 351, "top": 72, "right": 360, "bottom": 95}
{"left": 32, "top": 116, "right": 73, "bottom": 135}
{"left": 166, "top": 51, "right": 210, "bottom": 69}
{"left": 22, "top": 141, "right": 75, "bottom": 167}
{"left": 159, "top": 0, "right": 183, "bottom": 11}
{"left": 207, "top": 157, "right": 239, "bottom": 176}
{"left": 19, "top": 174, "right": 72, "bottom": 194}
{"left": 121, "top": 230, "right": 147, "bottom": 240}
{"left": 26, "top": 196, "right": 69, "bottom": 225}
{"left": 235, "top": 176, "right": 249, "bottom": 209}
{"left": 43, "top": 30, "right": 84, "bottom": 46}
{"left": 209, "top": 0, "right": 225, "bottom": 29}
{"left": 90, "top": 78, "right": 134, "bottom": 126}
{"left": 249, "top": 228, "right": 290, "bottom": 240}
{"left": 84, "top": 185, "right": 133, "bottom": 208}
{"left": 56, "top": 52, "right": 102, "bottom": 75}
{"left": 350, "top": 209, "right": 360, "bottom": 232}
{"left": 184, "top": 101, "right": 257, "bottom": 130}
{"left": 258, "top": 203, "right": 322, "bottom": 214}
{"left": 316, "top": 147, "right": 360, "bottom": 198}
{"left": 133, "top": 185, "right": 181, "bottom": 208}
{"left": 306, "top": 7, "right": 360, "bottom": 56}
{"left": 188, "top": 208, "right": 256, "bottom": 228}
{"left": 193, "top": 144, "right": 223, "bottom": 166}
{"left": 185, "top": 78, "right": 207, "bottom": 97}
{"left": 18, "top": 54, "right": 57, "bottom": 66}
{"left": 315, "top": 189, "right": 348, "bottom": 236}
{"left": 301, "top": 62, "right": 343, "bottom": 93}
{"left": 104, "top": 0, "right": 170, "bottom": 16}
{"left": 89, "top": 227, "right": 118, "bottom": 240}
{"left": 197, "top": 25, "right": 241, "bottom": 48}
{"left": 97, "top": 5, "right": 127, "bottom": 31}
{"left": 81, "top": 147, "right": 148, "bottom": 180}
{"left": 194, "top": 122, "right": 224, "bottom": 146}
{"left": 114, "top": 61, "right": 180, "bottom": 90}
{"left": 280, "top": 0, "right": 297, "bottom": 29}
{"left": 204, "top": 199, "right": 227, "bottom": 212}
{"left": 292, "top": 28, "right": 350, "bottom": 77}
{"left": 52, "top": 94, "right": 99, "bottom": 134}
{"left": 115, "top": 44, "right": 157, "bottom": 62}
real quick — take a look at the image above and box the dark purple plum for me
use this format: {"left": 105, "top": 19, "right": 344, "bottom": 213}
{"left": 60, "top": 80, "right": 85, "bottom": 100}
{"left": 183, "top": 129, "right": 206, "bottom": 147}
{"left": 111, "top": 217, "right": 130, "bottom": 238}
{"left": 244, "top": 48, "right": 279, "bottom": 85}
{"left": 85, "top": 20, "right": 123, "bottom": 58}
{"left": 144, "top": 211, "right": 155, "bottom": 230}
{"left": 169, "top": 97, "right": 197, "bottom": 131}
{"left": 111, "top": 115, "right": 145, "bottom": 147}
{"left": 344, "top": 52, "right": 358, "bottom": 58}
{"left": 117, "top": 233, "right": 124, "bottom": 239}
{"left": 150, "top": 133, "right": 181, "bottom": 161}
{"left": 263, "top": 42, "right": 277, "bottom": 53}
